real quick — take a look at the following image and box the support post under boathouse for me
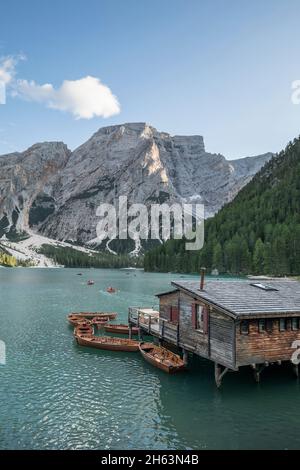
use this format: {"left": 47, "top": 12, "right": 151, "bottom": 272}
{"left": 128, "top": 272, "right": 300, "bottom": 387}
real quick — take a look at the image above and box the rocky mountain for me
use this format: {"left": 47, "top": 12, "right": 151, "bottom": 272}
{"left": 0, "top": 142, "right": 71, "bottom": 237}
{"left": 0, "top": 122, "right": 273, "bottom": 253}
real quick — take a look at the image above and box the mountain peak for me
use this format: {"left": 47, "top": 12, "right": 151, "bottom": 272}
{"left": 0, "top": 125, "right": 273, "bottom": 249}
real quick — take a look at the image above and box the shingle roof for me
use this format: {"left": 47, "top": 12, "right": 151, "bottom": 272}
{"left": 155, "top": 289, "right": 179, "bottom": 297}
{"left": 171, "top": 279, "right": 300, "bottom": 318}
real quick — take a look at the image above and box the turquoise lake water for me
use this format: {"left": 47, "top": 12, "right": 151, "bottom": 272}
{"left": 0, "top": 268, "right": 300, "bottom": 450}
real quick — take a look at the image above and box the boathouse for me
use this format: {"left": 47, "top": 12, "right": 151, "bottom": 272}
{"left": 128, "top": 272, "right": 300, "bottom": 386}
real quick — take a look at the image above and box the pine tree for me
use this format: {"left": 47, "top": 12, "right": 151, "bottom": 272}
{"left": 253, "top": 239, "right": 266, "bottom": 274}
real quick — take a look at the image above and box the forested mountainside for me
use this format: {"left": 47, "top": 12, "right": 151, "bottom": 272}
{"left": 38, "top": 244, "right": 143, "bottom": 269}
{"left": 144, "top": 136, "right": 300, "bottom": 276}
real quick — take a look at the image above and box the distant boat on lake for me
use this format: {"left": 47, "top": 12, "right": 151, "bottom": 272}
{"left": 106, "top": 286, "right": 117, "bottom": 293}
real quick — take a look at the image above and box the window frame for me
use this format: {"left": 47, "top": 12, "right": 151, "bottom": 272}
{"left": 292, "top": 317, "right": 298, "bottom": 331}
{"left": 240, "top": 320, "right": 249, "bottom": 335}
{"left": 195, "top": 304, "right": 204, "bottom": 333}
{"left": 279, "top": 318, "right": 286, "bottom": 332}
{"left": 266, "top": 319, "right": 273, "bottom": 333}
{"left": 258, "top": 319, "right": 266, "bottom": 333}
{"left": 169, "top": 305, "right": 179, "bottom": 324}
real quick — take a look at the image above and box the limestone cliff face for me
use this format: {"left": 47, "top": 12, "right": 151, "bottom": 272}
{"left": 0, "top": 123, "right": 273, "bottom": 247}
{"left": 0, "top": 142, "right": 71, "bottom": 236}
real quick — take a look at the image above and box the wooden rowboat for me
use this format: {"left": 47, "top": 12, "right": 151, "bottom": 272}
{"left": 104, "top": 324, "right": 139, "bottom": 335}
{"left": 69, "top": 312, "right": 117, "bottom": 319}
{"left": 90, "top": 316, "right": 110, "bottom": 327}
{"left": 74, "top": 322, "right": 94, "bottom": 337}
{"left": 139, "top": 342, "right": 185, "bottom": 374}
{"left": 74, "top": 333, "right": 140, "bottom": 352}
{"left": 67, "top": 312, "right": 117, "bottom": 326}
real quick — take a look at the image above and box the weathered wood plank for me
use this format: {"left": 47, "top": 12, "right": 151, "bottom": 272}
{"left": 210, "top": 309, "right": 235, "bottom": 367}
{"left": 179, "top": 292, "right": 209, "bottom": 357}
{"left": 236, "top": 319, "right": 300, "bottom": 365}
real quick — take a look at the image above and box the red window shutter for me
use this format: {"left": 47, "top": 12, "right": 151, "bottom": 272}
{"left": 191, "top": 304, "right": 197, "bottom": 328}
{"left": 203, "top": 306, "right": 209, "bottom": 334}
{"left": 172, "top": 306, "right": 179, "bottom": 323}
{"left": 168, "top": 306, "right": 172, "bottom": 321}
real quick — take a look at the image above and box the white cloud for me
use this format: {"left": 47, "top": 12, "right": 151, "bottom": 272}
{"left": 13, "top": 75, "right": 120, "bottom": 119}
{"left": 0, "top": 54, "right": 25, "bottom": 85}
{"left": 0, "top": 54, "right": 120, "bottom": 119}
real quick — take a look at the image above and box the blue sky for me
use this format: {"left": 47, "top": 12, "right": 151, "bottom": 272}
{"left": 0, "top": 0, "right": 300, "bottom": 158}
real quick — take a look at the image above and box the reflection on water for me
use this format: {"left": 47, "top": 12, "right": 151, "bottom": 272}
{"left": 0, "top": 268, "right": 300, "bottom": 449}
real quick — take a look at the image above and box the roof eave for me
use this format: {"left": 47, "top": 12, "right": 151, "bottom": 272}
{"left": 155, "top": 289, "right": 179, "bottom": 298}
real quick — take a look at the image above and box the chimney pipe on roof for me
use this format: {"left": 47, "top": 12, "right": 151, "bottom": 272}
{"left": 200, "top": 267, "right": 206, "bottom": 290}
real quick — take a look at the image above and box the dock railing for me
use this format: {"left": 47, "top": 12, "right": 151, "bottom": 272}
{"left": 159, "top": 318, "right": 179, "bottom": 345}
{"left": 128, "top": 307, "right": 179, "bottom": 344}
{"left": 128, "top": 306, "right": 140, "bottom": 324}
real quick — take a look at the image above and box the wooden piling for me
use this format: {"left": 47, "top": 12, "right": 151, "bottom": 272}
{"left": 214, "top": 363, "right": 229, "bottom": 388}
{"left": 138, "top": 328, "right": 142, "bottom": 341}
{"left": 252, "top": 364, "right": 265, "bottom": 383}
{"left": 293, "top": 363, "right": 299, "bottom": 378}
{"left": 182, "top": 349, "right": 189, "bottom": 366}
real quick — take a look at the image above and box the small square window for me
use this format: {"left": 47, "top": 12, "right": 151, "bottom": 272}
{"left": 279, "top": 319, "right": 286, "bottom": 331}
{"left": 266, "top": 319, "right": 273, "bottom": 333}
{"left": 292, "top": 318, "right": 298, "bottom": 331}
{"left": 240, "top": 321, "right": 249, "bottom": 335}
{"left": 259, "top": 319, "right": 266, "bottom": 333}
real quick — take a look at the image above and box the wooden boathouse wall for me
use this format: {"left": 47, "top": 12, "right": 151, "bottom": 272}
{"left": 159, "top": 290, "right": 179, "bottom": 321}
{"left": 209, "top": 309, "right": 235, "bottom": 369}
{"left": 236, "top": 318, "right": 300, "bottom": 366}
{"left": 158, "top": 290, "right": 236, "bottom": 369}
{"left": 177, "top": 291, "right": 209, "bottom": 358}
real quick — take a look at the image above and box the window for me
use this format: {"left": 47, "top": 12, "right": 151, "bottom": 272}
{"left": 258, "top": 319, "right": 266, "bottom": 333}
{"left": 279, "top": 318, "right": 286, "bottom": 332}
{"left": 169, "top": 306, "right": 179, "bottom": 323}
{"left": 191, "top": 304, "right": 208, "bottom": 334}
{"left": 292, "top": 318, "right": 298, "bottom": 331}
{"left": 250, "top": 283, "right": 278, "bottom": 292}
{"left": 196, "top": 305, "right": 204, "bottom": 332}
{"left": 240, "top": 321, "right": 249, "bottom": 335}
{"left": 266, "top": 319, "right": 273, "bottom": 333}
